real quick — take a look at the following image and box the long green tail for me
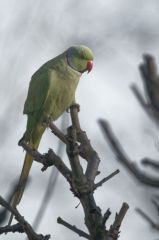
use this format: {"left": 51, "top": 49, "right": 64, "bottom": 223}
{"left": 8, "top": 127, "right": 45, "bottom": 225}
{"left": 8, "top": 153, "right": 33, "bottom": 225}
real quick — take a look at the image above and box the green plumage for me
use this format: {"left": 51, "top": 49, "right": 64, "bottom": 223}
{"left": 9, "top": 45, "right": 93, "bottom": 225}
{"left": 24, "top": 52, "right": 81, "bottom": 143}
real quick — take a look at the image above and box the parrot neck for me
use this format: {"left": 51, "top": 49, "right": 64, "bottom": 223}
{"left": 66, "top": 52, "right": 82, "bottom": 74}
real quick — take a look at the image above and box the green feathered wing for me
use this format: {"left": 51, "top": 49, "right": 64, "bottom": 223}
{"left": 8, "top": 69, "right": 52, "bottom": 225}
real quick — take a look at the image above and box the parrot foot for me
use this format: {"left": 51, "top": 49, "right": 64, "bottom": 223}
{"left": 66, "top": 103, "right": 80, "bottom": 113}
{"left": 71, "top": 103, "right": 80, "bottom": 112}
{"left": 42, "top": 116, "right": 53, "bottom": 127}
{"left": 18, "top": 134, "right": 25, "bottom": 146}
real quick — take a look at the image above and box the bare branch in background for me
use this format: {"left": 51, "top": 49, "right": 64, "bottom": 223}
{"left": 131, "top": 84, "right": 159, "bottom": 127}
{"left": 99, "top": 54, "right": 159, "bottom": 235}
{"left": 131, "top": 54, "right": 159, "bottom": 233}
{"left": 152, "top": 197, "right": 159, "bottom": 215}
{"left": 139, "top": 54, "right": 159, "bottom": 113}
{"left": 131, "top": 54, "right": 159, "bottom": 125}
{"left": 141, "top": 158, "right": 159, "bottom": 171}
{"left": 98, "top": 119, "right": 159, "bottom": 188}
{"left": 136, "top": 208, "right": 159, "bottom": 231}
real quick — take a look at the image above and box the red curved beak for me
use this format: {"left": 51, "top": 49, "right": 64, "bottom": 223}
{"left": 87, "top": 60, "right": 93, "bottom": 73}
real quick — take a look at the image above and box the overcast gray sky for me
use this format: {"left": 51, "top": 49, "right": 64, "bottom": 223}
{"left": 0, "top": 0, "right": 159, "bottom": 239}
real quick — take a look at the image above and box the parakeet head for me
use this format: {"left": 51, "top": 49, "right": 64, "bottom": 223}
{"left": 66, "top": 45, "right": 93, "bottom": 73}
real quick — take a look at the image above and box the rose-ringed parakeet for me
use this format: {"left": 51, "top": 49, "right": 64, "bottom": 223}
{"left": 9, "top": 45, "right": 93, "bottom": 224}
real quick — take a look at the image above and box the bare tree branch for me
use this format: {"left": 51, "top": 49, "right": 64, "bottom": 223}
{"left": 131, "top": 54, "right": 159, "bottom": 126}
{"left": 128, "top": 54, "right": 159, "bottom": 234}
{"left": 141, "top": 158, "right": 159, "bottom": 171}
{"left": 0, "top": 223, "right": 24, "bottom": 234}
{"left": 0, "top": 195, "right": 50, "bottom": 239}
{"left": 102, "top": 209, "right": 111, "bottom": 227}
{"left": 49, "top": 121, "right": 68, "bottom": 144}
{"left": 98, "top": 119, "right": 159, "bottom": 188}
{"left": 108, "top": 203, "right": 129, "bottom": 240}
{"left": 131, "top": 84, "right": 159, "bottom": 126}
{"left": 70, "top": 105, "right": 101, "bottom": 182}
{"left": 136, "top": 208, "right": 159, "bottom": 231}
{"left": 152, "top": 198, "right": 159, "bottom": 215}
{"left": 18, "top": 140, "right": 72, "bottom": 182}
{"left": 139, "top": 54, "right": 159, "bottom": 112}
{"left": 57, "top": 217, "right": 90, "bottom": 239}
{"left": 64, "top": 106, "right": 129, "bottom": 240}
{"left": 15, "top": 104, "right": 129, "bottom": 240}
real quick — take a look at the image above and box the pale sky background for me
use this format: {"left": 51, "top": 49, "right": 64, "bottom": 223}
{"left": 0, "top": 0, "right": 159, "bottom": 239}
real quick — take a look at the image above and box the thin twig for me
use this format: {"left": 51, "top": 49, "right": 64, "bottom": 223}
{"left": 131, "top": 84, "right": 148, "bottom": 108}
{"left": 49, "top": 122, "right": 68, "bottom": 144}
{"left": 131, "top": 54, "right": 159, "bottom": 126}
{"left": 139, "top": 54, "right": 159, "bottom": 113}
{"left": 57, "top": 217, "right": 90, "bottom": 239}
{"left": 94, "top": 169, "right": 120, "bottom": 189}
{"left": 131, "top": 84, "right": 159, "bottom": 126}
{"left": 102, "top": 208, "right": 111, "bottom": 227}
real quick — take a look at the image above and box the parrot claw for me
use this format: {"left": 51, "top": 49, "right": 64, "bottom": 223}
{"left": 42, "top": 116, "right": 53, "bottom": 127}
{"left": 71, "top": 103, "right": 80, "bottom": 112}
{"left": 18, "top": 135, "right": 25, "bottom": 146}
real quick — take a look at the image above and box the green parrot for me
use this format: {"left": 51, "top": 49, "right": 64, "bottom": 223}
{"left": 9, "top": 45, "right": 93, "bottom": 224}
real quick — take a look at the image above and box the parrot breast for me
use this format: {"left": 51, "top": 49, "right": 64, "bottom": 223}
{"left": 43, "top": 65, "right": 80, "bottom": 121}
